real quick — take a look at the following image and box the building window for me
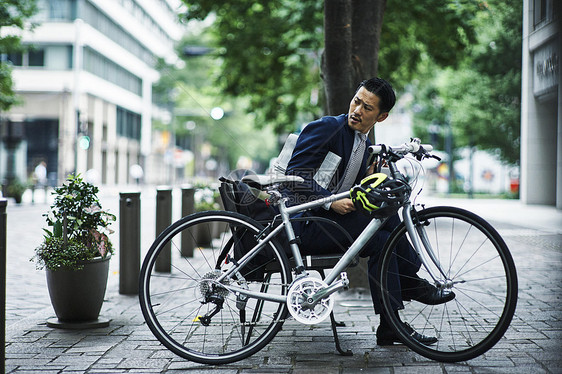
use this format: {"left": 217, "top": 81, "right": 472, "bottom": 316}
{"left": 117, "top": 106, "right": 141, "bottom": 141}
{"left": 49, "top": 0, "right": 76, "bottom": 20}
{"left": 83, "top": 47, "right": 142, "bottom": 95}
{"left": 28, "top": 49, "right": 45, "bottom": 67}
{"left": 82, "top": 1, "right": 156, "bottom": 67}
{"left": 6, "top": 53, "right": 22, "bottom": 66}
{"left": 34, "top": 0, "right": 76, "bottom": 22}
{"left": 7, "top": 45, "right": 73, "bottom": 70}
{"left": 534, "top": 0, "right": 557, "bottom": 29}
{"left": 5, "top": 48, "right": 46, "bottom": 68}
{"left": 534, "top": 0, "right": 546, "bottom": 26}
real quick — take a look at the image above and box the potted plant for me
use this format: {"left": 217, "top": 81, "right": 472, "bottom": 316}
{"left": 5, "top": 178, "right": 27, "bottom": 204}
{"left": 31, "top": 174, "right": 115, "bottom": 328}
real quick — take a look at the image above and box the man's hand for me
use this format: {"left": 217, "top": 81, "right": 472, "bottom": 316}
{"left": 331, "top": 198, "right": 356, "bottom": 215}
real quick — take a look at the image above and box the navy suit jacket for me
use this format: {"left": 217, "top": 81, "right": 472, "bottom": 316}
{"left": 284, "top": 115, "right": 417, "bottom": 314}
{"left": 286, "top": 114, "right": 371, "bottom": 205}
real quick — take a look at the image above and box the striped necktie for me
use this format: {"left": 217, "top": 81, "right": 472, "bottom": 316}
{"left": 338, "top": 132, "right": 366, "bottom": 192}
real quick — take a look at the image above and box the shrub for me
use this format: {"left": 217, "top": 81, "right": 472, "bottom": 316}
{"left": 32, "top": 174, "right": 115, "bottom": 271}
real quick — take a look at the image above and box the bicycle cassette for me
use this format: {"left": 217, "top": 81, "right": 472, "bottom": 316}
{"left": 287, "top": 276, "right": 334, "bottom": 325}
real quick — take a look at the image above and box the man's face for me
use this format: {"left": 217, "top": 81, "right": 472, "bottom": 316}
{"left": 347, "top": 86, "right": 389, "bottom": 134}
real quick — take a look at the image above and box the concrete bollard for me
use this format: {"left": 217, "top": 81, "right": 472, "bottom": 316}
{"left": 0, "top": 199, "right": 7, "bottom": 372}
{"left": 155, "top": 187, "right": 172, "bottom": 272}
{"left": 181, "top": 187, "right": 195, "bottom": 257}
{"left": 119, "top": 192, "right": 141, "bottom": 295}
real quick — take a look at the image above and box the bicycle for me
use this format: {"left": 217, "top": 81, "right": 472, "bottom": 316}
{"left": 139, "top": 139, "right": 518, "bottom": 365}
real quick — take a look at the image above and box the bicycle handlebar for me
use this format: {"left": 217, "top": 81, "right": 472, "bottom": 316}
{"left": 368, "top": 141, "right": 433, "bottom": 155}
{"left": 367, "top": 138, "right": 440, "bottom": 162}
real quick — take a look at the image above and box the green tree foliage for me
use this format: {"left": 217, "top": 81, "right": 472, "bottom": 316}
{"left": 0, "top": 0, "right": 37, "bottom": 111}
{"left": 179, "top": 0, "right": 482, "bottom": 134}
{"left": 412, "top": 0, "right": 522, "bottom": 165}
{"left": 379, "top": 0, "right": 482, "bottom": 91}
{"left": 178, "top": 0, "right": 519, "bottom": 165}
{"left": 180, "top": 1, "right": 324, "bottom": 133}
{"left": 153, "top": 32, "right": 278, "bottom": 172}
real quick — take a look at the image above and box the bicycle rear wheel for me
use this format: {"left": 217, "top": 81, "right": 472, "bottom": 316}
{"left": 379, "top": 206, "right": 518, "bottom": 362}
{"left": 139, "top": 211, "right": 292, "bottom": 364}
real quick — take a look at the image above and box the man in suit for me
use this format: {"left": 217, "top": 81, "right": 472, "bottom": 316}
{"left": 285, "top": 77, "right": 454, "bottom": 345}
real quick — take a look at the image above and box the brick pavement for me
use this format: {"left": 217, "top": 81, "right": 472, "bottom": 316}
{"left": 3, "top": 189, "right": 562, "bottom": 373}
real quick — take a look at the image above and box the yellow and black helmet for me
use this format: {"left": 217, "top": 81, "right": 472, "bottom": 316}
{"left": 350, "top": 173, "right": 410, "bottom": 217}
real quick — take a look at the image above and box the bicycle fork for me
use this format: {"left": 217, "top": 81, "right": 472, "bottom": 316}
{"left": 402, "top": 205, "right": 453, "bottom": 288}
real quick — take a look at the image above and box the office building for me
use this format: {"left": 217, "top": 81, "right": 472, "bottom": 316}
{"left": 521, "top": 0, "right": 561, "bottom": 208}
{"left": 1, "top": 0, "right": 183, "bottom": 186}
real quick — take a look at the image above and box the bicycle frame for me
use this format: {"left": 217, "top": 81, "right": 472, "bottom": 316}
{"left": 217, "top": 189, "right": 387, "bottom": 304}
{"left": 218, "top": 142, "right": 452, "bottom": 307}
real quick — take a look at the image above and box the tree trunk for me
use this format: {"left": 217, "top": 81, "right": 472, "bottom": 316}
{"left": 323, "top": 1, "right": 387, "bottom": 288}
{"left": 323, "top": 0, "right": 386, "bottom": 115}
{"left": 351, "top": 0, "right": 386, "bottom": 84}
{"left": 323, "top": 0, "right": 353, "bottom": 115}
{"left": 352, "top": 0, "right": 386, "bottom": 144}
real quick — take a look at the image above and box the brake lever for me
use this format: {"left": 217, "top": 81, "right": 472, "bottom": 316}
{"left": 413, "top": 145, "right": 441, "bottom": 162}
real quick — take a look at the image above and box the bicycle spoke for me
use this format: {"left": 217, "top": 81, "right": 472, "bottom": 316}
{"left": 139, "top": 211, "right": 290, "bottom": 364}
{"left": 381, "top": 207, "right": 517, "bottom": 362}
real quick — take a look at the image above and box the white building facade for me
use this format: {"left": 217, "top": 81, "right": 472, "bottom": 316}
{"left": 2, "top": 0, "right": 183, "bottom": 186}
{"left": 521, "top": 0, "right": 561, "bottom": 208}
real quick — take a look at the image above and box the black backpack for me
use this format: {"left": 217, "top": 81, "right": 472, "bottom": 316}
{"left": 218, "top": 177, "right": 281, "bottom": 281}
{"left": 219, "top": 177, "right": 277, "bottom": 223}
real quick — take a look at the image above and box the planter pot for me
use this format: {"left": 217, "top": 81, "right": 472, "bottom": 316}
{"left": 46, "top": 254, "right": 111, "bottom": 329}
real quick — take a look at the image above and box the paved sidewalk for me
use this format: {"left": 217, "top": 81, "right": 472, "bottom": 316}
{"left": 3, "top": 189, "right": 562, "bottom": 373}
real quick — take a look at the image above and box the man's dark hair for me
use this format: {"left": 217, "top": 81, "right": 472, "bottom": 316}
{"left": 357, "top": 77, "right": 396, "bottom": 113}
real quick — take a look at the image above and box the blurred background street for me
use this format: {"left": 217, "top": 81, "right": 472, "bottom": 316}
{"left": 1, "top": 0, "right": 561, "bottom": 371}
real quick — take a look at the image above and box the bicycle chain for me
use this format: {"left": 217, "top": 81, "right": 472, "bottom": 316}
{"left": 193, "top": 279, "right": 333, "bottom": 328}
{"left": 205, "top": 278, "right": 290, "bottom": 289}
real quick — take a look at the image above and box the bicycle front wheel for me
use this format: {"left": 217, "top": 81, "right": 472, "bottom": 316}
{"left": 379, "top": 206, "right": 518, "bottom": 362}
{"left": 139, "top": 211, "right": 292, "bottom": 364}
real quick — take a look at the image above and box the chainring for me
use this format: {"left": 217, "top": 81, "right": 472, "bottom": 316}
{"left": 287, "top": 276, "right": 334, "bottom": 325}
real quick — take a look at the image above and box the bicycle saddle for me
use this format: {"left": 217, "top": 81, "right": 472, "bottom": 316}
{"left": 241, "top": 174, "right": 304, "bottom": 189}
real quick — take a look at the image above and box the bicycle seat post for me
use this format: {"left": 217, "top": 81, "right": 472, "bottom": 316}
{"left": 275, "top": 190, "right": 307, "bottom": 276}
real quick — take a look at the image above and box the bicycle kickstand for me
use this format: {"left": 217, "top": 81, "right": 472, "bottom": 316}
{"left": 329, "top": 311, "right": 353, "bottom": 356}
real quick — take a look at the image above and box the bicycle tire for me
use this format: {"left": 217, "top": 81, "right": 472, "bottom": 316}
{"left": 139, "top": 210, "right": 292, "bottom": 364}
{"left": 379, "top": 206, "right": 518, "bottom": 362}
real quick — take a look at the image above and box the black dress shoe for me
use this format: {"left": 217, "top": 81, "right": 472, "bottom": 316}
{"left": 402, "top": 278, "right": 455, "bottom": 305}
{"left": 376, "top": 321, "right": 438, "bottom": 346}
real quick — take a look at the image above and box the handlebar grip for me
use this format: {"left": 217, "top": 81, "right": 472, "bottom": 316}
{"left": 368, "top": 145, "right": 383, "bottom": 154}
{"left": 368, "top": 143, "right": 434, "bottom": 155}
